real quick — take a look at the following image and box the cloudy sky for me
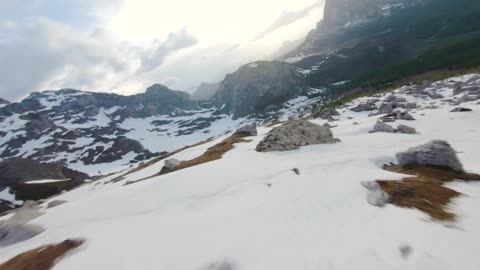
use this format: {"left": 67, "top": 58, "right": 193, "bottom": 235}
{"left": 0, "top": 0, "right": 325, "bottom": 101}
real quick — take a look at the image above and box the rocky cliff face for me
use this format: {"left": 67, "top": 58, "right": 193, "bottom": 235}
{"left": 322, "top": 0, "right": 380, "bottom": 29}
{"left": 0, "top": 85, "right": 217, "bottom": 174}
{"left": 190, "top": 82, "right": 220, "bottom": 101}
{"left": 213, "top": 61, "right": 308, "bottom": 119}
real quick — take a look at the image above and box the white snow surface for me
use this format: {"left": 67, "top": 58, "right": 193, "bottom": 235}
{"left": 2, "top": 74, "right": 480, "bottom": 269}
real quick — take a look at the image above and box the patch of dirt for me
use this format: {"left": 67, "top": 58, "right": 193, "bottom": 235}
{"left": 172, "top": 135, "right": 251, "bottom": 173}
{"left": 0, "top": 239, "right": 84, "bottom": 270}
{"left": 377, "top": 165, "right": 480, "bottom": 221}
{"left": 110, "top": 139, "right": 213, "bottom": 183}
{"left": 138, "top": 135, "right": 250, "bottom": 181}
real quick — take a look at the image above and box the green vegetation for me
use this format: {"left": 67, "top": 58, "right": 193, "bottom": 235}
{"left": 304, "top": 0, "right": 480, "bottom": 91}
{"left": 303, "top": 0, "right": 480, "bottom": 113}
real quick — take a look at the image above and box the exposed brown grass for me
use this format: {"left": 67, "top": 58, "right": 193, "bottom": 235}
{"left": 0, "top": 239, "right": 84, "bottom": 270}
{"left": 110, "top": 139, "right": 213, "bottom": 183}
{"left": 377, "top": 165, "right": 480, "bottom": 221}
{"left": 137, "top": 134, "right": 250, "bottom": 181}
{"left": 173, "top": 135, "right": 251, "bottom": 172}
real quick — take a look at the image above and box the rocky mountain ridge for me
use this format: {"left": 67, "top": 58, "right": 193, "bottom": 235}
{"left": 0, "top": 61, "right": 318, "bottom": 174}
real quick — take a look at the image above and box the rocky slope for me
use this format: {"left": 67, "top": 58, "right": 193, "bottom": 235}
{"left": 283, "top": 0, "right": 480, "bottom": 98}
{"left": 2, "top": 73, "right": 479, "bottom": 270}
{"left": 0, "top": 64, "right": 318, "bottom": 174}
{"left": 190, "top": 82, "right": 220, "bottom": 101}
{"left": 213, "top": 61, "right": 309, "bottom": 119}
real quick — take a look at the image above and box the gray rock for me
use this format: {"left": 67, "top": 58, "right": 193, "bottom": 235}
{"left": 318, "top": 108, "right": 340, "bottom": 121}
{"left": 395, "top": 125, "right": 417, "bottom": 134}
{"left": 385, "top": 95, "right": 398, "bottom": 102}
{"left": 351, "top": 103, "right": 376, "bottom": 112}
{"left": 396, "top": 140, "right": 464, "bottom": 172}
{"left": 256, "top": 119, "right": 340, "bottom": 152}
{"left": 450, "top": 107, "right": 472, "bottom": 112}
{"left": 384, "top": 110, "right": 415, "bottom": 121}
{"left": 378, "top": 103, "right": 393, "bottom": 114}
{"left": 46, "top": 200, "right": 67, "bottom": 209}
{"left": 323, "top": 123, "right": 337, "bottom": 128}
{"left": 399, "top": 245, "right": 413, "bottom": 259}
{"left": 160, "top": 158, "right": 182, "bottom": 174}
{"left": 459, "top": 95, "right": 480, "bottom": 102}
{"left": 233, "top": 123, "right": 257, "bottom": 137}
{"left": 0, "top": 224, "right": 45, "bottom": 247}
{"left": 369, "top": 121, "right": 395, "bottom": 133}
{"left": 429, "top": 93, "right": 444, "bottom": 99}
{"left": 399, "top": 111, "right": 415, "bottom": 121}
{"left": 405, "top": 102, "right": 418, "bottom": 109}
{"left": 361, "top": 181, "right": 390, "bottom": 207}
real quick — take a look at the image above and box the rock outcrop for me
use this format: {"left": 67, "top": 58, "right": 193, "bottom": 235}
{"left": 396, "top": 140, "right": 464, "bottom": 172}
{"left": 160, "top": 158, "right": 182, "bottom": 174}
{"left": 0, "top": 158, "right": 89, "bottom": 184}
{"left": 256, "top": 119, "right": 340, "bottom": 152}
{"left": 369, "top": 121, "right": 395, "bottom": 133}
{"left": 213, "top": 61, "right": 307, "bottom": 118}
{"left": 450, "top": 107, "right": 472, "bottom": 112}
{"left": 233, "top": 123, "right": 257, "bottom": 137}
{"left": 396, "top": 124, "right": 417, "bottom": 134}
{"left": 190, "top": 82, "right": 220, "bottom": 101}
{"left": 351, "top": 102, "right": 376, "bottom": 112}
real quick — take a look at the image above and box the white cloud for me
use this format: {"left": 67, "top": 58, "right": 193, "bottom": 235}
{"left": 0, "top": 0, "right": 326, "bottom": 101}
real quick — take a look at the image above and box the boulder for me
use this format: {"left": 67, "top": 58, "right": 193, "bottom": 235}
{"left": 351, "top": 103, "right": 376, "bottom": 112}
{"left": 382, "top": 111, "right": 415, "bottom": 121}
{"left": 318, "top": 108, "right": 340, "bottom": 121}
{"left": 396, "top": 140, "right": 464, "bottom": 172}
{"left": 395, "top": 125, "right": 417, "bottom": 134}
{"left": 233, "top": 123, "right": 257, "bottom": 137}
{"left": 369, "top": 121, "right": 395, "bottom": 133}
{"left": 405, "top": 102, "right": 418, "bottom": 109}
{"left": 160, "top": 158, "right": 182, "bottom": 174}
{"left": 450, "top": 107, "right": 472, "bottom": 112}
{"left": 361, "top": 181, "right": 390, "bottom": 207}
{"left": 397, "top": 111, "right": 415, "bottom": 120}
{"left": 256, "top": 119, "right": 340, "bottom": 152}
{"left": 378, "top": 103, "right": 393, "bottom": 114}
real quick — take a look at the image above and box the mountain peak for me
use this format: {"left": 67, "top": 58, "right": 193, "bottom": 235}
{"left": 0, "top": 98, "right": 10, "bottom": 105}
{"left": 322, "top": 0, "right": 380, "bottom": 29}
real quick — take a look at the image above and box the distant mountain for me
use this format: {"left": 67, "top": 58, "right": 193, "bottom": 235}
{"left": 0, "top": 98, "right": 10, "bottom": 105}
{"left": 0, "top": 85, "right": 224, "bottom": 174}
{"left": 0, "top": 72, "right": 316, "bottom": 174}
{"left": 190, "top": 82, "right": 220, "bottom": 100}
{"left": 0, "top": 158, "right": 89, "bottom": 204}
{"left": 213, "top": 61, "right": 308, "bottom": 119}
{"left": 283, "top": 0, "right": 480, "bottom": 97}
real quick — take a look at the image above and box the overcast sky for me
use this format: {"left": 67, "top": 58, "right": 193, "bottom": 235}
{"left": 0, "top": 0, "right": 325, "bottom": 101}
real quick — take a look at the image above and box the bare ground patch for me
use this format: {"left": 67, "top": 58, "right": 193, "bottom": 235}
{"left": 137, "top": 134, "right": 251, "bottom": 182}
{"left": 109, "top": 139, "right": 212, "bottom": 183}
{"left": 0, "top": 239, "right": 84, "bottom": 270}
{"left": 378, "top": 165, "right": 480, "bottom": 221}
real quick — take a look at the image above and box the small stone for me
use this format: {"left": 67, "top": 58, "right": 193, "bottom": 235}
{"left": 399, "top": 245, "right": 413, "bottom": 259}
{"left": 361, "top": 181, "right": 390, "bottom": 207}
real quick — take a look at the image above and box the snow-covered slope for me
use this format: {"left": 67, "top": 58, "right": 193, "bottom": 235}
{"left": 1, "top": 74, "right": 480, "bottom": 270}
